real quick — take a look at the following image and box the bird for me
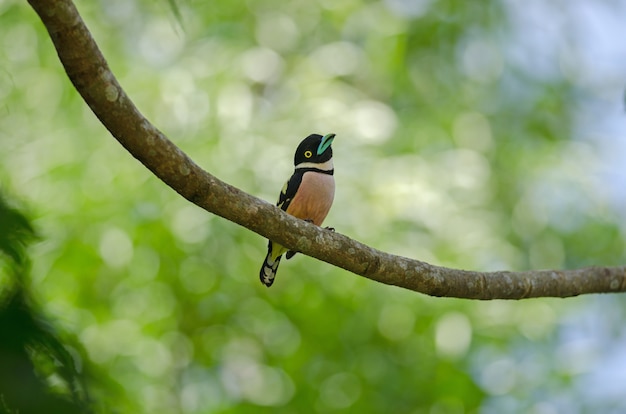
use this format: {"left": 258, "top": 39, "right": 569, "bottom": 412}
{"left": 259, "top": 133, "right": 336, "bottom": 287}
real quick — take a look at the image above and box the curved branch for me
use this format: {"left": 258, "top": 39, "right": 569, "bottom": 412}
{"left": 27, "top": 0, "right": 626, "bottom": 299}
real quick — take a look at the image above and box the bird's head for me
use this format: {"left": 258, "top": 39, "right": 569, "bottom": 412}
{"left": 293, "top": 133, "right": 335, "bottom": 166}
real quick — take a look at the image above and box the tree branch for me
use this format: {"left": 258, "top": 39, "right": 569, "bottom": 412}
{"left": 27, "top": 0, "right": 626, "bottom": 299}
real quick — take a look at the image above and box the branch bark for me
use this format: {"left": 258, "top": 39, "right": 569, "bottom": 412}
{"left": 27, "top": 0, "right": 626, "bottom": 299}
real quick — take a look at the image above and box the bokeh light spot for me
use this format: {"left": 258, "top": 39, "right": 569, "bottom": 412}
{"left": 318, "top": 372, "right": 362, "bottom": 410}
{"left": 350, "top": 100, "right": 398, "bottom": 143}
{"left": 240, "top": 47, "right": 284, "bottom": 83}
{"left": 99, "top": 227, "right": 134, "bottom": 268}
{"left": 377, "top": 303, "right": 416, "bottom": 341}
{"left": 435, "top": 312, "right": 472, "bottom": 358}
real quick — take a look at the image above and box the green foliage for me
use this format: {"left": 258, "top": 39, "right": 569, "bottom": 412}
{"left": 0, "top": 289, "right": 88, "bottom": 414}
{"left": 0, "top": 195, "right": 35, "bottom": 266}
{"left": 1, "top": 0, "right": 625, "bottom": 412}
{"left": 0, "top": 193, "right": 94, "bottom": 413}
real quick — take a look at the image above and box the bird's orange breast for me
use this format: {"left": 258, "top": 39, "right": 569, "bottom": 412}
{"left": 286, "top": 172, "right": 335, "bottom": 226}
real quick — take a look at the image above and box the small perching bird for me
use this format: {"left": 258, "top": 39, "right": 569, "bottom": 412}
{"left": 260, "top": 133, "right": 336, "bottom": 287}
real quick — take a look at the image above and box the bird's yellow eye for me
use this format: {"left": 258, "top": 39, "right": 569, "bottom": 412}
{"left": 304, "top": 150, "right": 312, "bottom": 158}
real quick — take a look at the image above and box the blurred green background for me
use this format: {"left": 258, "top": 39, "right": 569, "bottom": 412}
{"left": 1, "top": 0, "right": 626, "bottom": 412}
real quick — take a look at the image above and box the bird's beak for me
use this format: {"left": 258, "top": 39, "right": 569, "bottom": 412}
{"left": 317, "top": 133, "right": 335, "bottom": 155}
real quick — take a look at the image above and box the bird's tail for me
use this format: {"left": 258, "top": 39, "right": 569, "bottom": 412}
{"left": 260, "top": 242, "right": 283, "bottom": 287}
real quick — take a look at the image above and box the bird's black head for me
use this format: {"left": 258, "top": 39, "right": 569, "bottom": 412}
{"left": 293, "top": 133, "right": 335, "bottom": 166}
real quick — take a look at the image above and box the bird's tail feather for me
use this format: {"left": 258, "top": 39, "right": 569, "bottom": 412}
{"left": 260, "top": 250, "right": 282, "bottom": 287}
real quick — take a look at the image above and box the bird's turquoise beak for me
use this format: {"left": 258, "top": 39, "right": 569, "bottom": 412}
{"left": 317, "top": 133, "right": 335, "bottom": 155}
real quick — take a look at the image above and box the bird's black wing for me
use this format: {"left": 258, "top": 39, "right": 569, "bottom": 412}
{"left": 276, "top": 170, "right": 305, "bottom": 260}
{"left": 276, "top": 170, "right": 304, "bottom": 212}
